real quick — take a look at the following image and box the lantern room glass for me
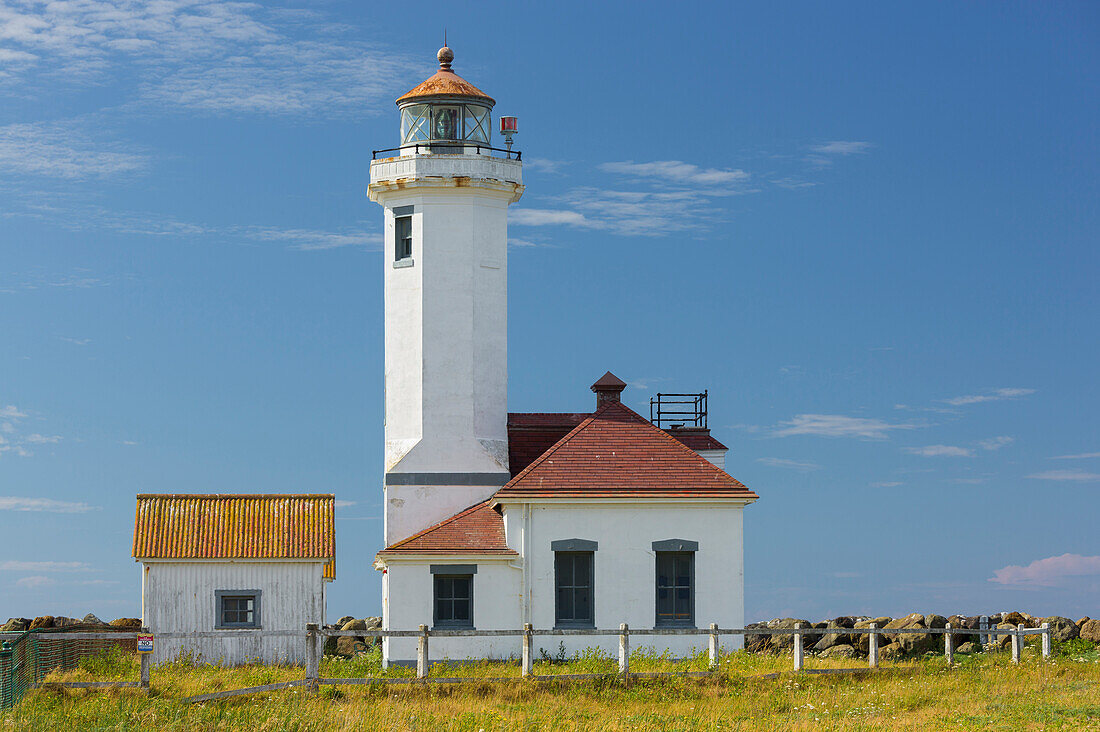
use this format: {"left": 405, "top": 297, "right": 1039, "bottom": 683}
{"left": 400, "top": 102, "right": 492, "bottom": 145}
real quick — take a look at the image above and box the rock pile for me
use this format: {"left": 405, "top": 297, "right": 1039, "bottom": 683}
{"left": 746, "top": 612, "right": 1096, "bottom": 659}
{"left": 322, "top": 617, "right": 382, "bottom": 657}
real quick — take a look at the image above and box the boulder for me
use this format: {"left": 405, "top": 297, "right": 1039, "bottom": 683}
{"left": 956, "top": 642, "right": 980, "bottom": 654}
{"left": 745, "top": 622, "right": 770, "bottom": 654}
{"left": 1, "top": 618, "right": 30, "bottom": 632}
{"left": 1002, "top": 611, "right": 1026, "bottom": 626}
{"left": 364, "top": 617, "right": 382, "bottom": 629}
{"left": 813, "top": 617, "right": 856, "bottom": 651}
{"left": 1077, "top": 617, "right": 1090, "bottom": 627}
{"left": 81, "top": 614, "right": 107, "bottom": 626}
{"left": 29, "top": 616, "right": 54, "bottom": 630}
{"left": 819, "top": 644, "right": 857, "bottom": 659}
{"left": 880, "top": 644, "right": 907, "bottom": 662}
{"left": 54, "top": 617, "right": 78, "bottom": 627}
{"left": 947, "top": 615, "right": 971, "bottom": 647}
{"left": 323, "top": 636, "right": 338, "bottom": 657}
{"left": 995, "top": 622, "right": 1016, "bottom": 648}
{"left": 925, "top": 614, "right": 947, "bottom": 629}
{"left": 884, "top": 614, "right": 924, "bottom": 642}
{"left": 854, "top": 617, "right": 892, "bottom": 655}
{"left": 1041, "top": 616, "right": 1079, "bottom": 642}
{"left": 109, "top": 618, "right": 142, "bottom": 628}
{"left": 340, "top": 619, "right": 368, "bottom": 631}
{"left": 1079, "top": 619, "right": 1100, "bottom": 644}
{"left": 336, "top": 616, "right": 355, "bottom": 627}
{"left": 764, "top": 618, "right": 816, "bottom": 654}
{"left": 335, "top": 636, "right": 368, "bottom": 657}
{"left": 886, "top": 614, "right": 937, "bottom": 655}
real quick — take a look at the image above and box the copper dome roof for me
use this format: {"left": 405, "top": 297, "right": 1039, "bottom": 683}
{"left": 396, "top": 46, "right": 495, "bottom": 107}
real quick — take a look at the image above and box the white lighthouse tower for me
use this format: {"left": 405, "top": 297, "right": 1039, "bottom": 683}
{"left": 368, "top": 45, "right": 524, "bottom": 546}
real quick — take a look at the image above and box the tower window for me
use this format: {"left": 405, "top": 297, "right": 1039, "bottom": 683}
{"left": 395, "top": 214, "right": 412, "bottom": 262}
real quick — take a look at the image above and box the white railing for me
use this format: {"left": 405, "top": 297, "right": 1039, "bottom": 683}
{"left": 1, "top": 621, "right": 1055, "bottom": 703}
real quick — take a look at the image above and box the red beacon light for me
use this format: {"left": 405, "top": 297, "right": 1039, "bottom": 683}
{"left": 499, "top": 116, "right": 518, "bottom": 157}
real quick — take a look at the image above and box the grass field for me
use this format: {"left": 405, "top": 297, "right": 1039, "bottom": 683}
{"left": 3, "top": 640, "right": 1098, "bottom": 730}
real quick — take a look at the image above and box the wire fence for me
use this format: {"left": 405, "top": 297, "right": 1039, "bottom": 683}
{"left": 0, "top": 626, "right": 141, "bottom": 709}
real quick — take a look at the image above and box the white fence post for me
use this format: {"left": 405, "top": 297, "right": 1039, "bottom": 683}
{"left": 793, "top": 623, "right": 804, "bottom": 672}
{"left": 979, "top": 615, "right": 989, "bottom": 645}
{"left": 305, "top": 623, "right": 319, "bottom": 688}
{"left": 708, "top": 622, "right": 719, "bottom": 671}
{"left": 522, "top": 623, "right": 533, "bottom": 677}
{"left": 618, "top": 623, "right": 630, "bottom": 681}
{"left": 944, "top": 623, "right": 954, "bottom": 665}
{"left": 417, "top": 624, "right": 429, "bottom": 679}
{"left": 868, "top": 623, "right": 879, "bottom": 668}
{"left": 1012, "top": 624, "right": 1022, "bottom": 664}
{"left": 1041, "top": 622, "right": 1051, "bottom": 659}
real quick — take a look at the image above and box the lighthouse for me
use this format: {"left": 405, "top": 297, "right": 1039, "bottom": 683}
{"left": 368, "top": 46, "right": 524, "bottom": 547}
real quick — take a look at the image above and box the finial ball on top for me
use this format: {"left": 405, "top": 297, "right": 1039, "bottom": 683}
{"left": 437, "top": 46, "right": 454, "bottom": 69}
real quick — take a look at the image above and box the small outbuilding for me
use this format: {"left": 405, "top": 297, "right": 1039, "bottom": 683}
{"left": 132, "top": 493, "right": 335, "bottom": 665}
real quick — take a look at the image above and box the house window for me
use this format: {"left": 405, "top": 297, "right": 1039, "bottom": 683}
{"left": 431, "top": 564, "right": 475, "bottom": 628}
{"left": 215, "top": 590, "right": 262, "bottom": 629}
{"left": 554, "top": 552, "right": 594, "bottom": 627}
{"left": 394, "top": 214, "right": 412, "bottom": 262}
{"left": 655, "top": 552, "right": 694, "bottom": 627}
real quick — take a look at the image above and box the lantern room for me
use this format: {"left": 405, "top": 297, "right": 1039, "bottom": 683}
{"left": 396, "top": 46, "right": 495, "bottom": 150}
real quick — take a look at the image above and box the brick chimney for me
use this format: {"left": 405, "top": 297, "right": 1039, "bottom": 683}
{"left": 591, "top": 371, "right": 627, "bottom": 407}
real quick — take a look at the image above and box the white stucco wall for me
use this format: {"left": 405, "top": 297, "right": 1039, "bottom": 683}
{"left": 140, "top": 560, "right": 326, "bottom": 666}
{"left": 378, "top": 500, "right": 748, "bottom": 663}
{"left": 381, "top": 557, "right": 521, "bottom": 664}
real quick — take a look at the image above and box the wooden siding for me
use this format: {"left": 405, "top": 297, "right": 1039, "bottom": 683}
{"left": 142, "top": 561, "right": 324, "bottom": 665}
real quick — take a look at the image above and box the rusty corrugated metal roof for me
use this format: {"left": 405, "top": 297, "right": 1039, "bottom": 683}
{"left": 132, "top": 494, "right": 336, "bottom": 579}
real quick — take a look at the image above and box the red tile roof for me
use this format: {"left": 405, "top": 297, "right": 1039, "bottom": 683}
{"left": 378, "top": 501, "right": 516, "bottom": 557}
{"left": 508, "top": 412, "right": 728, "bottom": 475}
{"left": 508, "top": 412, "right": 589, "bottom": 476}
{"left": 494, "top": 401, "right": 756, "bottom": 501}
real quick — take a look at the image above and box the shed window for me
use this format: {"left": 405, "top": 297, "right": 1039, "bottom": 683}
{"left": 655, "top": 552, "right": 694, "bottom": 627}
{"left": 395, "top": 215, "right": 412, "bottom": 261}
{"left": 433, "top": 574, "right": 473, "bottom": 628}
{"left": 215, "top": 590, "right": 261, "bottom": 629}
{"left": 555, "top": 551, "right": 594, "bottom": 627}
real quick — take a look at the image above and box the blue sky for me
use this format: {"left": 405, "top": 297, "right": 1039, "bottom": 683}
{"left": 1, "top": 1, "right": 1097, "bottom": 623}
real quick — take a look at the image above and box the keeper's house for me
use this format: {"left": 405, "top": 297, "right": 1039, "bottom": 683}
{"left": 132, "top": 494, "right": 335, "bottom": 665}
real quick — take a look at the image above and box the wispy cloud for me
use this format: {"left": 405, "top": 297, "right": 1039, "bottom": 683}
{"left": 1026, "top": 469, "right": 1100, "bottom": 482}
{"left": 0, "top": 496, "right": 97, "bottom": 513}
{"left": 756, "top": 457, "right": 820, "bottom": 471}
{"left": 978, "top": 436, "right": 1014, "bottom": 451}
{"left": 243, "top": 227, "right": 380, "bottom": 251}
{"left": 904, "top": 445, "right": 974, "bottom": 457}
{"left": 941, "top": 388, "right": 1035, "bottom": 406}
{"left": 811, "top": 141, "right": 874, "bottom": 155}
{"left": 952, "top": 477, "right": 987, "bottom": 485}
{"left": 771, "top": 414, "right": 916, "bottom": 440}
{"left": 524, "top": 158, "right": 568, "bottom": 175}
{"left": 15, "top": 575, "right": 54, "bottom": 588}
{"left": 599, "top": 160, "right": 750, "bottom": 187}
{"left": 1050, "top": 451, "right": 1100, "bottom": 460}
{"left": 871, "top": 481, "right": 903, "bottom": 488}
{"left": 0, "top": 405, "right": 27, "bottom": 419}
{"left": 0, "top": 560, "right": 94, "bottom": 572}
{"left": 0, "top": 121, "right": 148, "bottom": 180}
{"left": 510, "top": 209, "right": 592, "bottom": 228}
{"left": 58, "top": 336, "right": 91, "bottom": 346}
{"left": 0, "top": 1, "right": 420, "bottom": 117}
{"left": 334, "top": 500, "right": 356, "bottom": 508}
{"left": 990, "top": 553, "right": 1100, "bottom": 588}
{"left": 507, "top": 237, "right": 558, "bottom": 249}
